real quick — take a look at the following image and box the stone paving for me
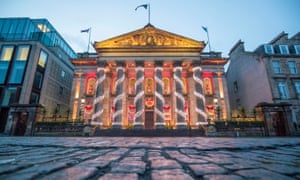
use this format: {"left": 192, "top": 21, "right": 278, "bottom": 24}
{"left": 0, "top": 137, "right": 299, "bottom": 179}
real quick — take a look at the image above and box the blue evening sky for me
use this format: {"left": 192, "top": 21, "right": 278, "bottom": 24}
{"left": 1, "top": 0, "right": 299, "bottom": 56}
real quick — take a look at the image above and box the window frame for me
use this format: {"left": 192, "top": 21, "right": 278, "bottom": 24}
{"left": 33, "top": 71, "right": 44, "bottom": 90}
{"left": 37, "top": 50, "right": 48, "bottom": 68}
{"left": 8, "top": 44, "right": 31, "bottom": 84}
{"left": 233, "top": 81, "right": 238, "bottom": 93}
{"left": 279, "top": 45, "right": 289, "bottom": 55}
{"left": 294, "top": 82, "right": 300, "bottom": 99}
{"left": 1, "top": 87, "right": 17, "bottom": 106}
{"left": 0, "top": 45, "right": 14, "bottom": 61}
{"left": 264, "top": 44, "right": 274, "bottom": 54}
{"left": 288, "top": 61, "right": 297, "bottom": 74}
{"left": 59, "top": 86, "right": 64, "bottom": 95}
{"left": 29, "top": 92, "right": 40, "bottom": 104}
{"left": 272, "top": 61, "right": 281, "bottom": 74}
{"left": 277, "top": 81, "right": 289, "bottom": 99}
{"left": 0, "top": 45, "right": 15, "bottom": 84}
{"left": 61, "top": 70, "right": 65, "bottom": 78}
{"left": 294, "top": 45, "right": 300, "bottom": 55}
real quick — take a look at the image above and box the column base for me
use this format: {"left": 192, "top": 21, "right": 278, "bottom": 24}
{"left": 133, "top": 122, "right": 144, "bottom": 129}
{"left": 111, "top": 123, "right": 122, "bottom": 129}
{"left": 155, "top": 122, "right": 166, "bottom": 129}
{"left": 176, "top": 122, "right": 188, "bottom": 129}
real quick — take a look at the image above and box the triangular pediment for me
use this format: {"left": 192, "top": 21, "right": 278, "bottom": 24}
{"left": 94, "top": 24, "right": 205, "bottom": 50}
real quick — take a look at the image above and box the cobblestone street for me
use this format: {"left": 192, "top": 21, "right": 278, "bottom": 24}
{"left": 0, "top": 137, "right": 299, "bottom": 179}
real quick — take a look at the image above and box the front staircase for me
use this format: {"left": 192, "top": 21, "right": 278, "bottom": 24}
{"left": 92, "top": 128, "right": 206, "bottom": 137}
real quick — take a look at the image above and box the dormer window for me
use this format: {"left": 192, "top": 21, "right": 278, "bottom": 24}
{"left": 279, "top": 45, "right": 289, "bottom": 55}
{"left": 294, "top": 45, "right": 300, "bottom": 55}
{"left": 264, "top": 45, "right": 274, "bottom": 54}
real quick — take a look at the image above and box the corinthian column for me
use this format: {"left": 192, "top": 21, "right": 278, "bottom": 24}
{"left": 155, "top": 62, "right": 165, "bottom": 128}
{"left": 173, "top": 63, "right": 186, "bottom": 129}
{"left": 112, "top": 62, "right": 125, "bottom": 128}
{"left": 134, "top": 62, "right": 144, "bottom": 129}
{"left": 92, "top": 61, "right": 106, "bottom": 126}
{"left": 192, "top": 65, "right": 207, "bottom": 125}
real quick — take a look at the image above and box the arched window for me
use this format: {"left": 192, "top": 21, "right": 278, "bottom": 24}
{"left": 182, "top": 78, "right": 188, "bottom": 95}
{"left": 203, "top": 77, "right": 213, "bottom": 95}
{"left": 163, "top": 77, "right": 170, "bottom": 95}
{"left": 128, "top": 78, "right": 136, "bottom": 95}
{"left": 86, "top": 77, "right": 96, "bottom": 96}
{"left": 145, "top": 78, "right": 154, "bottom": 95}
{"left": 110, "top": 77, "right": 117, "bottom": 95}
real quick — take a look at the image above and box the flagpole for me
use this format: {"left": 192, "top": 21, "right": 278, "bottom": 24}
{"left": 202, "top": 26, "right": 211, "bottom": 52}
{"left": 148, "top": 3, "right": 150, "bottom": 24}
{"left": 207, "top": 30, "right": 211, "bottom": 52}
{"left": 87, "top": 27, "right": 91, "bottom": 53}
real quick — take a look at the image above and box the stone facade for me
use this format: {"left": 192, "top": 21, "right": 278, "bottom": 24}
{"left": 227, "top": 32, "right": 300, "bottom": 135}
{"left": 71, "top": 24, "right": 230, "bottom": 129}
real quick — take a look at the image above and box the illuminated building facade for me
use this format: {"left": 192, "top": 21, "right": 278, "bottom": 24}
{"left": 227, "top": 32, "right": 300, "bottom": 135}
{"left": 0, "top": 18, "right": 76, "bottom": 135}
{"left": 71, "top": 24, "right": 230, "bottom": 129}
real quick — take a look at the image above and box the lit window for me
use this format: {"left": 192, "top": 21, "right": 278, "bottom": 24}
{"left": 163, "top": 78, "right": 171, "bottom": 95}
{"left": 37, "top": 24, "right": 50, "bottom": 33}
{"left": 8, "top": 45, "right": 30, "bottom": 84}
{"left": 264, "top": 45, "right": 274, "bottom": 54}
{"left": 0, "top": 45, "right": 14, "bottom": 83}
{"left": 38, "top": 50, "right": 48, "bottom": 68}
{"left": 279, "top": 45, "right": 289, "bottom": 55}
{"left": 277, "top": 82, "right": 288, "bottom": 99}
{"left": 288, "top": 62, "right": 297, "bottom": 74}
{"left": 128, "top": 78, "right": 136, "bottom": 95}
{"left": 294, "top": 45, "right": 300, "bottom": 55}
{"left": 294, "top": 82, "right": 300, "bottom": 99}
{"left": 16, "top": 45, "right": 30, "bottom": 60}
{"left": 0, "top": 46, "right": 14, "bottom": 61}
{"left": 203, "top": 77, "right": 213, "bottom": 95}
{"left": 272, "top": 61, "right": 281, "bottom": 74}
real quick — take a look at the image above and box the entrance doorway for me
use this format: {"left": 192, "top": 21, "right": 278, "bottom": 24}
{"left": 14, "top": 112, "right": 28, "bottom": 136}
{"left": 271, "top": 111, "right": 287, "bottom": 136}
{"left": 145, "top": 111, "right": 154, "bottom": 129}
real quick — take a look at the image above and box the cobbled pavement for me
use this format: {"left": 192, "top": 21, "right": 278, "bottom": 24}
{"left": 0, "top": 137, "right": 299, "bottom": 179}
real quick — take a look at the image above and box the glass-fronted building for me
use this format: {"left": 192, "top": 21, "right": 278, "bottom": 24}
{"left": 0, "top": 18, "right": 76, "bottom": 135}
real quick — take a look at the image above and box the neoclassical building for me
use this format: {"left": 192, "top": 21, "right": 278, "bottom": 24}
{"left": 71, "top": 24, "right": 230, "bottom": 129}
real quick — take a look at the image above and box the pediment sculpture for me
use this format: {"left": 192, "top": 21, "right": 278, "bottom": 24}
{"left": 95, "top": 24, "right": 204, "bottom": 49}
